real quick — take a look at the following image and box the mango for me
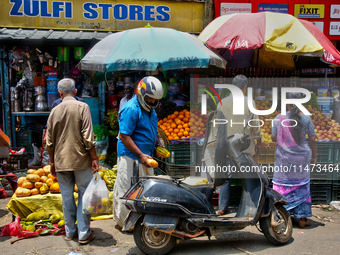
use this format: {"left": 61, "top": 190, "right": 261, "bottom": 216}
{"left": 26, "top": 225, "right": 36, "bottom": 232}
{"left": 58, "top": 219, "right": 65, "bottom": 228}
{"left": 26, "top": 211, "right": 50, "bottom": 222}
{"left": 50, "top": 213, "right": 63, "bottom": 223}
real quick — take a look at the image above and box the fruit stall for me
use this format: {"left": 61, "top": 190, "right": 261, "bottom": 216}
{"left": 5, "top": 165, "right": 117, "bottom": 222}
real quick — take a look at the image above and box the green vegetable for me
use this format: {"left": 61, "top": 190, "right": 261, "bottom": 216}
{"left": 40, "top": 230, "right": 52, "bottom": 236}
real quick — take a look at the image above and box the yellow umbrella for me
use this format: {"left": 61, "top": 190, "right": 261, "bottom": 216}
{"left": 199, "top": 12, "right": 340, "bottom": 69}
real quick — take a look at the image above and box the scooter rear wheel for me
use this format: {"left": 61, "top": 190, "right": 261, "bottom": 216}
{"left": 134, "top": 216, "right": 177, "bottom": 255}
{"left": 260, "top": 203, "right": 293, "bottom": 245}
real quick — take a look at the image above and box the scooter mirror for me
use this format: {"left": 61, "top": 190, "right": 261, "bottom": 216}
{"left": 244, "top": 113, "right": 254, "bottom": 134}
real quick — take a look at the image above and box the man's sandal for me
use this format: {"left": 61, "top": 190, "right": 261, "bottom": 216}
{"left": 78, "top": 231, "right": 95, "bottom": 244}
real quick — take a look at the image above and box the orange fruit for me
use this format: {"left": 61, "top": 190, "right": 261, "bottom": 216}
{"left": 177, "top": 125, "right": 183, "bottom": 129}
{"left": 183, "top": 131, "right": 189, "bottom": 136}
{"left": 199, "top": 123, "right": 205, "bottom": 128}
{"left": 158, "top": 120, "right": 163, "bottom": 124}
{"left": 178, "top": 132, "right": 183, "bottom": 137}
{"left": 174, "top": 129, "right": 179, "bottom": 134}
{"left": 180, "top": 129, "right": 184, "bottom": 132}
{"left": 170, "top": 114, "right": 176, "bottom": 120}
{"left": 168, "top": 128, "right": 173, "bottom": 133}
{"left": 178, "top": 115, "right": 184, "bottom": 120}
{"left": 163, "top": 118, "right": 167, "bottom": 122}
{"left": 183, "top": 118, "right": 189, "bottom": 123}
{"left": 183, "top": 124, "right": 188, "bottom": 128}
{"left": 168, "top": 136, "right": 174, "bottom": 140}
{"left": 174, "top": 111, "right": 179, "bottom": 116}
{"left": 170, "top": 123, "right": 176, "bottom": 128}
{"left": 185, "top": 127, "right": 190, "bottom": 132}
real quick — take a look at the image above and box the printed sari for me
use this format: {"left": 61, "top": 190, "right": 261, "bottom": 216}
{"left": 272, "top": 113, "right": 315, "bottom": 218}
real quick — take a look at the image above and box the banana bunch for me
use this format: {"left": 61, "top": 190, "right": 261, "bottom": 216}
{"left": 195, "top": 179, "right": 209, "bottom": 185}
{"left": 102, "top": 165, "right": 117, "bottom": 191}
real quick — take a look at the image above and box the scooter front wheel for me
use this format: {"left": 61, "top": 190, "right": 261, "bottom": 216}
{"left": 134, "top": 216, "right": 177, "bottom": 255}
{"left": 260, "top": 203, "right": 293, "bottom": 245}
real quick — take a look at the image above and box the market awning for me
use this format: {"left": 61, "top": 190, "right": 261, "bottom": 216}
{"left": 0, "top": 28, "right": 111, "bottom": 40}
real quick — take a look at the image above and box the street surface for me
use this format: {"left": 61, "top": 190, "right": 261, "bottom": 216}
{"left": 1, "top": 198, "right": 339, "bottom": 255}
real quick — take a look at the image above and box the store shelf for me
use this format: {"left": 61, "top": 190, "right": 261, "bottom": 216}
{"left": 11, "top": 112, "right": 50, "bottom": 116}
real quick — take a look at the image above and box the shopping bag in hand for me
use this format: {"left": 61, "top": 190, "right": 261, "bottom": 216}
{"left": 82, "top": 172, "right": 110, "bottom": 214}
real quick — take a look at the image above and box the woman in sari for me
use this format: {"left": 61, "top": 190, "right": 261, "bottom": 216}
{"left": 271, "top": 93, "right": 317, "bottom": 228}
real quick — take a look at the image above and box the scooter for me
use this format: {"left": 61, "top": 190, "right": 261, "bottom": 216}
{"left": 121, "top": 111, "right": 293, "bottom": 255}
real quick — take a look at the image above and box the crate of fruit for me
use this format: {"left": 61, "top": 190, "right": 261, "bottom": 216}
{"left": 333, "top": 142, "right": 340, "bottom": 164}
{"left": 315, "top": 142, "right": 334, "bottom": 164}
{"left": 166, "top": 143, "right": 197, "bottom": 166}
{"left": 255, "top": 142, "right": 277, "bottom": 164}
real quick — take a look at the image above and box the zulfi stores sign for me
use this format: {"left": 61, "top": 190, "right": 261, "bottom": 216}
{"left": 0, "top": 0, "right": 205, "bottom": 33}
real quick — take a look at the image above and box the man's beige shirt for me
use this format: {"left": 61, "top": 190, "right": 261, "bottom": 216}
{"left": 217, "top": 95, "right": 262, "bottom": 155}
{"left": 46, "top": 96, "right": 96, "bottom": 171}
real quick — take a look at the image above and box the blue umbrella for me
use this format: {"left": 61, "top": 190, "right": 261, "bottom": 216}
{"left": 78, "top": 27, "right": 226, "bottom": 83}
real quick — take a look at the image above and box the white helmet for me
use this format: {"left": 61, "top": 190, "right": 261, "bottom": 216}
{"left": 136, "top": 76, "right": 164, "bottom": 112}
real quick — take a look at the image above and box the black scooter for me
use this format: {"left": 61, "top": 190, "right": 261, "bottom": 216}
{"left": 121, "top": 112, "right": 293, "bottom": 255}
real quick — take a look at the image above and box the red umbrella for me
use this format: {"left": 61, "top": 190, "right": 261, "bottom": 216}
{"left": 199, "top": 12, "right": 340, "bottom": 69}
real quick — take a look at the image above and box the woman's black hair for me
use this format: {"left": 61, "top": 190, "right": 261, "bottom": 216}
{"left": 288, "top": 93, "right": 303, "bottom": 144}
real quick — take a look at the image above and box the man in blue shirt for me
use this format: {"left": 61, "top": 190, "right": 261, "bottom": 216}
{"left": 113, "top": 76, "right": 164, "bottom": 229}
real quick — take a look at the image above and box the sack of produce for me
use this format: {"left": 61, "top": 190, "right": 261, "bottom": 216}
{"left": 82, "top": 172, "right": 110, "bottom": 214}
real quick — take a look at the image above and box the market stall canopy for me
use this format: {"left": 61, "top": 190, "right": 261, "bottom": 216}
{"left": 198, "top": 12, "right": 340, "bottom": 70}
{"left": 0, "top": 28, "right": 110, "bottom": 40}
{"left": 77, "top": 27, "right": 227, "bottom": 84}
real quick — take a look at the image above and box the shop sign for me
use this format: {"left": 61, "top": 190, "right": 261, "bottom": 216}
{"left": 258, "top": 4, "right": 288, "bottom": 14}
{"left": 330, "top": 5, "right": 340, "bottom": 19}
{"left": 220, "top": 3, "right": 252, "bottom": 15}
{"left": 294, "top": 4, "right": 324, "bottom": 18}
{"left": 311, "top": 21, "right": 324, "bottom": 33}
{"left": 0, "top": 0, "right": 204, "bottom": 33}
{"left": 330, "top": 22, "right": 340, "bottom": 35}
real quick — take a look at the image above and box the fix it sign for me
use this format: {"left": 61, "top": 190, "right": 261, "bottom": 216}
{"left": 294, "top": 4, "right": 324, "bottom": 18}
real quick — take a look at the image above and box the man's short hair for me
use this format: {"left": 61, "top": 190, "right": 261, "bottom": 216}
{"left": 124, "top": 82, "right": 134, "bottom": 88}
{"left": 233, "top": 74, "right": 248, "bottom": 89}
{"left": 58, "top": 78, "right": 75, "bottom": 94}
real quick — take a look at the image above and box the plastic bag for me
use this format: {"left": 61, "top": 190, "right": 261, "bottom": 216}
{"left": 0, "top": 216, "right": 65, "bottom": 237}
{"left": 28, "top": 144, "right": 41, "bottom": 167}
{"left": 93, "top": 125, "right": 109, "bottom": 165}
{"left": 82, "top": 172, "right": 110, "bottom": 215}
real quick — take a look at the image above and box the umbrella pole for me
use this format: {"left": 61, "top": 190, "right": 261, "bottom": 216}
{"left": 254, "top": 49, "right": 260, "bottom": 101}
